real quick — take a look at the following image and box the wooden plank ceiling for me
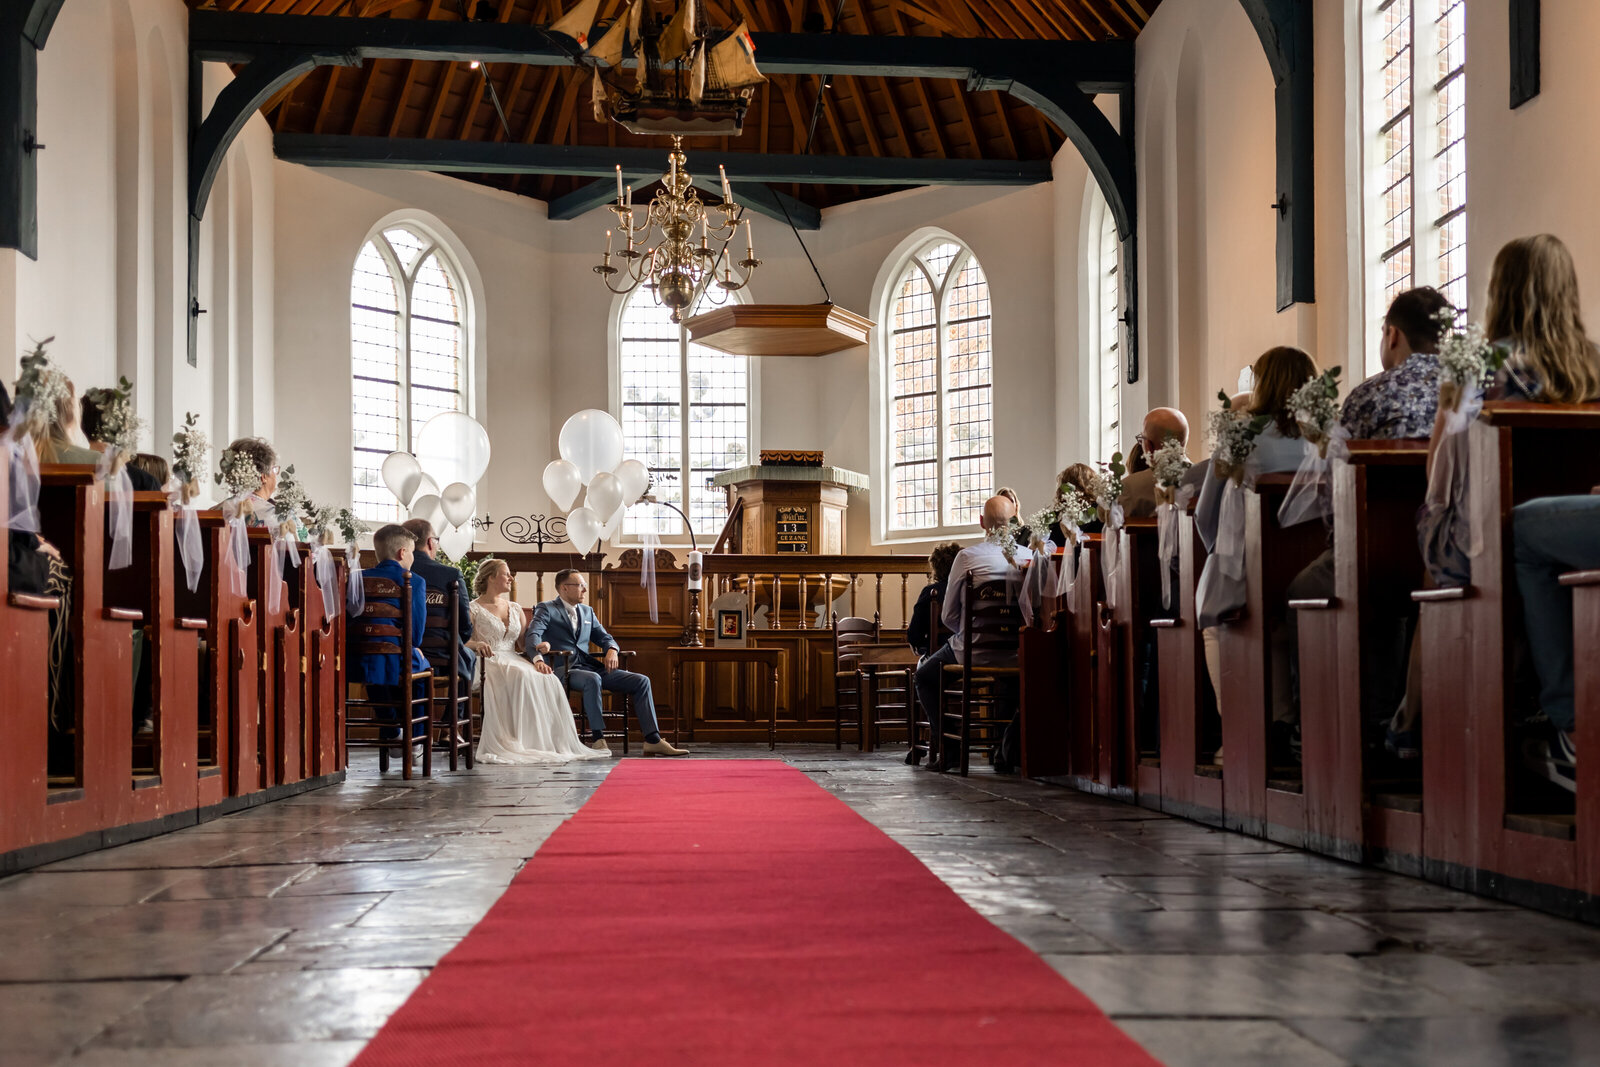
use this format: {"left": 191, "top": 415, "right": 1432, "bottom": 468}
{"left": 188, "top": 0, "right": 1160, "bottom": 210}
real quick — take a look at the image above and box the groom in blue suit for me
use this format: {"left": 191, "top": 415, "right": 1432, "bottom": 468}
{"left": 525, "top": 568, "right": 688, "bottom": 757}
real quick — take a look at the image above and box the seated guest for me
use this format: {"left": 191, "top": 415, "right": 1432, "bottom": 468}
{"left": 914, "top": 496, "right": 1034, "bottom": 770}
{"left": 528, "top": 569, "right": 688, "bottom": 757}
{"left": 1513, "top": 494, "right": 1600, "bottom": 793}
{"left": 1195, "top": 346, "right": 1319, "bottom": 765}
{"left": 907, "top": 542, "right": 961, "bottom": 657}
{"left": 1425, "top": 236, "right": 1600, "bottom": 586}
{"left": 1289, "top": 287, "right": 1453, "bottom": 760}
{"left": 401, "top": 517, "right": 476, "bottom": 688}
{"left": 79, "top": 394, "right": 160, "bottom": 490}
{"left": 1118, "top": 407, "right": 1207, "bottom": 519}
{"left": 1341, "top": 286, "right": 1453, "bottom": 440}
{"left": 220, "top": 437, "right": 280, "bottom": 525}
{"left": 3, "top": 381, "right": 73, "bottom": 742}
{"left": 348, "top": 524, "right": 430, "bottom": 739}
{"left": 29, "top": 379, "right": 101, "bottom": 466}
{"left": 128, "top": 453, "right": 169, "bottom": 490}
{"left": 1055, "top": 463, "right": 1105, "bottom": 541}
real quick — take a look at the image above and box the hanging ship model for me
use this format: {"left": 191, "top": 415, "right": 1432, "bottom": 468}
{"left": 549, "top": 0, "right": 766, "bottom": 136}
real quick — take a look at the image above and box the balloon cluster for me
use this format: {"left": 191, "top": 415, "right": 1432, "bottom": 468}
{"left": 379, "top": 411, "right": 492, "bottom": 558}
{"left": 543, "top": 409, "right": 650, "bottom": 554}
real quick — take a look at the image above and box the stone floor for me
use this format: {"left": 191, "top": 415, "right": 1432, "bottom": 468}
{"left": 4, "top": 746, "right": 1600, "bottom": 1066}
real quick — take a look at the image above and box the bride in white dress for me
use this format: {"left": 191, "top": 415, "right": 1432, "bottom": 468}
{"left": 466, "top": 559, "right": 609, "bottom": 764}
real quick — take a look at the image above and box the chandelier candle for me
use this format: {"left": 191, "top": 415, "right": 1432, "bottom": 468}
{"left": 594, "top": 137, "right": 759, "bottom": 323}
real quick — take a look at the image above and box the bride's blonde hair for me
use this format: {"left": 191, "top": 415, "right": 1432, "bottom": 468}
{"left": 473, "top": 558, "right": 509, "bottom": 597}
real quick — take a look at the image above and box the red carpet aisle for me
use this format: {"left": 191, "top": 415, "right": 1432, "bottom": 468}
{"left": 354, "top": 761, "right": 1160, "bottom": 1066}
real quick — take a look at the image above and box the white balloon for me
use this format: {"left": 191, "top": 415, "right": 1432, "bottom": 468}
{"left": 440, "top": 482, "right": 476, "bottom": 528}
{"left": 409, "top": 493, "right": 447, "bottom": 533}
{"left": 381, "top": 452, "right": 422, "bottom": 504}
{"left": 439, "top": 522, "right": 474, "bottom": 559}
{"left": 599, "top": 504, "right": 626, "bottom": 542}
{"left": 615, "top": 458, "right": 650, "bottom": 506}
{"left": 415, "top": 411, "right": 492, "bottom": 488}
{"left": 410, "top": 473, "right": 440, "bottom": 507}
{"left": 566, "top": 507, "right": 603, "bottom": 555}
{"left": 542, "top": 459, "right": 584, "bottom": 512}
{"left": 558, "top": 409, "right": 624, "bottom": 485}
{"left": 587, "top": 471, "right": 625, "bottom": 520}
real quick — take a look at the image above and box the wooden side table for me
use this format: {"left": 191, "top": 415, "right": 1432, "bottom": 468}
{"left": 666, "top": 646, "right": 787, "bottom": 750}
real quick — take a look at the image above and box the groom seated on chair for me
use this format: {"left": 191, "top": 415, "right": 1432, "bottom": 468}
{"left": 526, "top": 568, "right": 688, "bottom": 757}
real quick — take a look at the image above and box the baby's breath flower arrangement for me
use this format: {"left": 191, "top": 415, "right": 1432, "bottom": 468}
{"left": 1435, "top": 312, "right": 1508, "bottom": 413}
{"left": 12, "top": 337, "right": 70, "bottom": 436}
{"left": 1288, "top": 367, "right": 1343, "bottom": 457}
{"left": 269, "top": 463, "right": 309, "bottom": 539}
{"left": 83, "top": 376, "right": 143, "bottom": 462}
{"left": 1207, "top": 391, "right": 1271, "bottom": 484}
{"left": 1055, "top": 483, "right": 1094, "bottom": 531}
{"left": 1094, "top": 452, "right": 1126, "bottom": 517}
{"left": 1150, "top": 437, "right": 1193, "bottom": 505}
{"left": 171, "top": 412, "right": 209, "bottom": 503}
{"left": 983, "top": 520, "right": 1019, "bottom": 565}
{"left": 217, "top": 446, "right": 262, "bottom": 498}
{"left": 304, "top": 498, "right": 368, "bottom": 546}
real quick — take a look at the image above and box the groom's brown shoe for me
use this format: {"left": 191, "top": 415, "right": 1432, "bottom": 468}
{"left": 588, "top": 738, "right": 612, "bottom": 755}
{"left": 642, "top": 739, "right": 689, "bottom": 757}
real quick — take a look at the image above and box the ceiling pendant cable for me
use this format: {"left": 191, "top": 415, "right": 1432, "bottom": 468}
{"left": 785, "top": 0, "right": 848, "bottom": 306}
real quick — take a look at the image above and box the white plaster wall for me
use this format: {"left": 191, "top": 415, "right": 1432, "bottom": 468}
{"left": 1135, "top": 0, "right": 1291, "bottom": 429}
{"left": 1468, "top": 1, "right": 1600, "bottom": 324}
{"left": 271, "top": 164, "right": 549, "bottom": 536}
{"left": 546, "top": 179, "right": 1060, "bottom": 553}
{"left": 9, "top": 0, "right": 274, "bottom": 468}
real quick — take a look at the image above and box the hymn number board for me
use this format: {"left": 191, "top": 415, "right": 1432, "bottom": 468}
{"left": 775, "top": 506, "right": 811, "bottom": 553}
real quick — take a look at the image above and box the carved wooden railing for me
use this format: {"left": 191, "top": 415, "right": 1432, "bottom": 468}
{"left": 701, "top": 553, "right": 933, "bottom": 631}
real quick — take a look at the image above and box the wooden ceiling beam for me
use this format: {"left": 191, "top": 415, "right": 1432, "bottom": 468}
{"left": 347, "top": 58, "right": 384, "bottom": 136}
{"left": 311, "top": 64, "right": 342, "bottom": 134}
{"left": 988, "top": 93, "right": 1019, "bottom": 160}
{"left": 873, "top": 77, "right": 913, "bottom": 156}
{"left": 190, "top": 13, "right": 1134, "bottom": 93}
{"left": 420, "top": 61, "right": 457, "bottom": 138}
{"left": 945, "top": 81, "right": 984, "bottom": 157}
{"left": 885, "top": 8, "right": 948, "bottom": 158}
{"left": 273, "top": 134, "right": 1056, "bottom": 185}
{"left": 839, "top": 76, "right": 882, "bottom": 158}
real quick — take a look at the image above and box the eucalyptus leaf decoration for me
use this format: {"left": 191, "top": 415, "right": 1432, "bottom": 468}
{"left": 12, "top": 337, "right": 71, "bottom": 436}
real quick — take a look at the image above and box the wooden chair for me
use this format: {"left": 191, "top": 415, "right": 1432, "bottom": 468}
{"left": 909, "top": 591, "right": 949, "bottom": 763}
{"left": 548, "top": 648, "right": 638, "bottom": 753}
{"left": 345, "top": 574, "right": 433, "bottom": 779}
{"left": 832, "top": 614, "right": 881, "bottom": 749}
{"left": 940, "top": 577, "right": 1023, "bottom": 776}
{"left": 421, "top": 580, "right": 473, "bottom": 772}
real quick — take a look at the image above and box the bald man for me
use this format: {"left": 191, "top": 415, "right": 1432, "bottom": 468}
{"left": 914, "top": 495, "right": 1034, "bottom": 769}
{"left": 1117, "top": 407, "right": 1208, "bottom": 519}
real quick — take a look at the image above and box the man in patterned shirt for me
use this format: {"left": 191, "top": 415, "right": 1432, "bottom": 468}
{"left": 1341, "top": 286, "right": 1454, "bottom": 440}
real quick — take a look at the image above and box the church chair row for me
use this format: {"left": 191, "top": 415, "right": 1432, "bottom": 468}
{"left": 1019, "top": 404, "right": 1600, "bottom": 919}
{"left": 0, "top": 462, "right": 347, "bottom": 871}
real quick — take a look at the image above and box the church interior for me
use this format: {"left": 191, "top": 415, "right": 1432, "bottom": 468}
{"left": 7, "top": 0, "right": 1600, "bottom": 1063}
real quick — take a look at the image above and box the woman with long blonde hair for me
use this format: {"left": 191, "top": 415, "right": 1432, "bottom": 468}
{"left": 1486, "top": 234, "right": 1600, "bottom": 403}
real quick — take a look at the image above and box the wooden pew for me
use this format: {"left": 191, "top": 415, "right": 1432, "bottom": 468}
{"left": 1292, "top": 441, "right": 1429, "bottom": 865}
{"left": 301, "top": 550, "right": 345, "bottom": 779}
{"left": 1413, "top": 402, "right": 1600, "bottom": 912}
{"left": 191, "top": 512, "right": 260, "bottom": 798}
{"left": 1214, "top": 473, "right": 1330, "bottom": 843}
{"left": 1564, "top": 569, "right": 1600, "bottom": 899}
{"left": 1019, "top": 547, "right": 1071, "bottom": 779}
{"left": 1114, "top": 519, "right": 1163, "bottom": 806}
{"left": 0, "top": 456, "right": 60, "bottom": 861}
{"left": 1150, "top": 508, "right": 1223, "bottom": 825}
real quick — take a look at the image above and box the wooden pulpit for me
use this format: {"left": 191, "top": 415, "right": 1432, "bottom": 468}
{"left": 711, "top": 456, "right": 869, "bottom": 555}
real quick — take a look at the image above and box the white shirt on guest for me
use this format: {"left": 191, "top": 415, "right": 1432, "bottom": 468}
{"left": 941, "top": 539, "right": 1033, "bottom": 657}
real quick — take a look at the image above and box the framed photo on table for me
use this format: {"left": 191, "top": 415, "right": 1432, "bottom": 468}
{"left": 715, "top": 608, "right": 746, "bottom": 647}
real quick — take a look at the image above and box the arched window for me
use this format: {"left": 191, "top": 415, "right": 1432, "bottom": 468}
{"left": 886, "top": 239, "right": 994, "bottom": 532}
{"left": 1089, "top": 195, "right": 1123, "bottom": 461}
{"left": 350, "top": 226, "right": 469, "bottom": 523}
{"left": 617, "top": 288, "right": 752, "bottom": 540}
{"left": 1363, "top": 0, "right": 1467, "bottom": 373}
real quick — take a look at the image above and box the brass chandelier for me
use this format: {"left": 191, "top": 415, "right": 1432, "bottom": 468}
{"left": 593, "top": 136, "right": 759, "bottom": 323}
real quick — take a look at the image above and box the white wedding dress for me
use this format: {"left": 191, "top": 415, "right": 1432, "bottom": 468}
{"left": 470, "top": 599, "right": 609, "bottom": 764}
